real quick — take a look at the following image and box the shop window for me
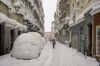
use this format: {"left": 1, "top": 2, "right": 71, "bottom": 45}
{"left": 96, "top": 26, "right": 100, "bottom": 57}
{"left": 80, "top": 0, "right": 84, "bottom": 3}
{"left": 0, "top": 24, "right": 2, "bottom": 52}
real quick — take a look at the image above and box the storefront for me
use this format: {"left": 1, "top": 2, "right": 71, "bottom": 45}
{"left": 84, "top": 10, "right": 93, "bottom": 56}
{"left": 70, "top": 21, "right": 85, "bottom": 52}
{"left": 0, "top": 23, "right": 11, "bottom": 55}
{"left": 0, "top": 12, "right": 27, "bottom": 55}
{"left": 93, "top": 12, "right": 100, "bottom": 58}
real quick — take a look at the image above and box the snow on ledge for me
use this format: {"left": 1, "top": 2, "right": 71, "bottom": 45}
{"left": 90, "top": 2, "right": 100, "bottom": 15}
{"left": 0, "top": 12, "right": 27, "bottom": 30}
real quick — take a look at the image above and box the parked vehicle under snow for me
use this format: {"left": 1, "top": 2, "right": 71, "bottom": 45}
{"left": 11, "top": 32, "right": 44, "bottom": 60}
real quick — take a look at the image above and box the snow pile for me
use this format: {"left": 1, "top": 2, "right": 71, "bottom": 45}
{"left": 41, "top": 37, "right": 47, "bottom": 49}
{"left": 11, "top": 32, "right": 43, "bottom": 60}
{"left": 0, "top": 41, "right": 53, "bottom": 66}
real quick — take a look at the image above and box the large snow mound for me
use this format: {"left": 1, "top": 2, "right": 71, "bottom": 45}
{"left": 41, "top": 37, "right": 47, "bottom": 48}
{"left": 11, "top": 32, "right": 43, "bottom": 60}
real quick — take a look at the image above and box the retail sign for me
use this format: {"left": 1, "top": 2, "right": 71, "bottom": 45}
{"left": 96, "top": 26, "right": 100, "bottom": 57}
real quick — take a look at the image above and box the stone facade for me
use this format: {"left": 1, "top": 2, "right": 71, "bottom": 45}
{"left": 54, "top": 0, "right": 70, "bottom": 44}
{"left": 44, "top": 32, "right": 53, "bottom": 41}
{"left": 69, "top": 0, "right": 100, "bottom": 59}
{"left": 54, "top": 0, "right": 100, "bottom": 60}
{"left": 0, "top": 0, "right": 44, "bottom": 55}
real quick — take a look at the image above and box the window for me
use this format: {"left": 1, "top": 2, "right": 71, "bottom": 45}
{"left": 96, "top": 26, "right": 100, "bottom": 57}
{"left": 80, "top": 0, "right": 84, "bottom": 3}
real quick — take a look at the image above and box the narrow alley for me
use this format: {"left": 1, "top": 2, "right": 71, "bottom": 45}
{"left": 0, "top": 0, "right": 100, "bottom": 66}
{"left": 0, "top": 40, "right": 98, "bottom": 66}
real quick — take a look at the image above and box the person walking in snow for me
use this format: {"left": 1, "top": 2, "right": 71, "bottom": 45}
{"left": 52, "top": 39, "right": 56, "bottom": 49}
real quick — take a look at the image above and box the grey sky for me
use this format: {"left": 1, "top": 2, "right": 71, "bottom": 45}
{"left": 42, "top": 0, "right": 57, "bottom": 32}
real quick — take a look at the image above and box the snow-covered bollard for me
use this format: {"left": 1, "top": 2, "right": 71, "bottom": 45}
{"left": 11, "top": 32, "right": 43, "bottom": 60}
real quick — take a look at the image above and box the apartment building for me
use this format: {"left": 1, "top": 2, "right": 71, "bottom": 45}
{"left": 0, "top": 0, "right": 44, "bottom": 55}
{"left": 70, "top": 0, "right": 100, "bottom": 59}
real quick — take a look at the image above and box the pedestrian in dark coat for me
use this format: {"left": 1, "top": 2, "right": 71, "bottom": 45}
{"left": 52, "top": 39, "right": 56, "bottom": 49}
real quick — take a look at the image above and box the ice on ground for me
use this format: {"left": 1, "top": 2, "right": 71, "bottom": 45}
{"left": 0, "top": 41, "right": 99, "bottom": 66}
{"left": 11, "top": 32, "right": 43, "bottom": 60}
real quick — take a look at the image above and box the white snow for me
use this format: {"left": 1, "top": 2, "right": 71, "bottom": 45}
{"left": 27, "top": 0, "right": 34, "bottom": 6}
{"left": 90, "top": 1, "right": 100, "bottom": 15}
{"left": 41, "top": 37, "right": 47, "bottom": 49}
{"left": 0, "top": 0, "right": 39, "bottom": 28}
{"left": 0, "top": 12, "right": 27, "bottom": 30}
{"left": 14, "top": 0, "right": 21, "bottom": 7}
{"left": 0, "top": 40, "right": 99, "bottom": 66}
{"left": 11, "top": 32, "right": 43, "bottom": 60}
{"left": 53, "top": 42, "right": 99, "bottom": 66}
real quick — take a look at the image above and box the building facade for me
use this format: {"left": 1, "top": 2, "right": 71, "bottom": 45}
{"left": 51, "top": 21, "right": 55, "bottom": 38}
{"left": 70, "top": 0, "right": 100, "bottom": 59}
{"left": 0, "top": 0, "right": 44, "bottom": 55}
{"left": 44, "top": 32, "right": 53, "bottom": 41}
{"left": 54, "top": 0, "right": 70, "bottom": 43}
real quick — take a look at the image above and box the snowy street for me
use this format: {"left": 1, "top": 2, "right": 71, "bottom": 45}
{"left": 0, "top": 41, "right": 99, "bottom": 66}
{"left": 0, "top": 0, "right": 100, "bottom": 66}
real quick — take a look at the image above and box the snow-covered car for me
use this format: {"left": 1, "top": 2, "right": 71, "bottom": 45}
{"left": 11, "top": 32, "right": 45, "bottom": 60}
{"left": 0, "top": 42, "right": 52, "bottom": 66}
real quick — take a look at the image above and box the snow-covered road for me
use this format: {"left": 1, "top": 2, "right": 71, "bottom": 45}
{"left": 0, "top": 41, "right": 99, "bottom": 66}
{"left": 52, "top": 42, "right": 99, "bottom": 66}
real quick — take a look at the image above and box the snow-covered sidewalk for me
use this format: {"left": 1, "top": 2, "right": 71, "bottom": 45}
{"left": 52, "top": 42, "right": 99, "bottom": 66}
{"left": 0, "top": 41, "right": 99, "bottom": 66}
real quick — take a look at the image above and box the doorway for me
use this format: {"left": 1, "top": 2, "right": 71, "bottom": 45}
{"left": 87, "top": 24, "right": 92, "bottom": 56}
{"left": 0, "top": 23, "right": 5, "bottom": 55}
{"left": 10, "top": 29, "right": 15, "bottom": 50}
{"left": 80, "top": 27, "right": 85, "bottom": 54}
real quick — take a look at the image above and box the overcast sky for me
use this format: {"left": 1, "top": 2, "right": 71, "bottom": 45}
{"left": 42, "top": 0, "right": 57, "bottom": 32}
